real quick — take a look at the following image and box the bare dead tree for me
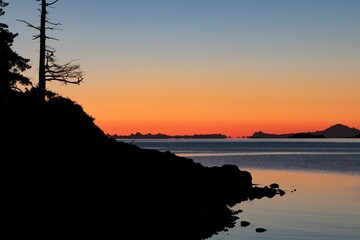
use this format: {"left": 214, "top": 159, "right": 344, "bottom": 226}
{"left": 18, "top": 0, "right": 83, "bottom": 102}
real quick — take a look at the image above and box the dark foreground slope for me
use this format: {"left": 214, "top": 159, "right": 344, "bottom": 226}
{"left": 1, "top": 93, "right": 284, "bottom": 240}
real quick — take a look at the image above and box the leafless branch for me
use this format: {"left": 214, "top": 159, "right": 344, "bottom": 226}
{"left": 46, "top": 0, "right": 59, "bottom": 7}
{"left": 46, "top": 36, "right": 59, "bottom": 41}
{"left": 45, "top": 19, "right": 61, "bottom": 27}
{"left": 16, "top": 19, "right": 40, "bottom": 31}
{"left": 44, "top": 50, "right": 83, "bottom": 85}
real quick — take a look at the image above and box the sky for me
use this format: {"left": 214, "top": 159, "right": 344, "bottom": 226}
{"left": 2, "top": 0, "right": 360, "bottom": 137}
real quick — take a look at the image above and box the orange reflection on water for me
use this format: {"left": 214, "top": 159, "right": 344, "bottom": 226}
{"left": 241, "top": 169, "right": 360, "bottom": 219}
{"left": 247, "top": 168, "right": 360, "bottom": 196}
{"left": 214, "top": 169, "right": 360, "bottom": 240}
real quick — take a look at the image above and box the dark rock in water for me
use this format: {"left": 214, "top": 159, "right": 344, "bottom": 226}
{"left": 207, "top": 164, "right": 253, "bottom": 206}
{"left": 256, "top": 228, "right": 267, "bottom": 233}
{"left": 240, "top": 221, "right": 250, "bottom": 227}
{"left": 270, "top": 183, "right": 279, "bottom": 188}
{"left": 234, "top": 209, "right": 243, "bottom": 214}
{"left": 249, "top": 185, "right": 284, "bottom": 200}
{"left": 278, "top": 189, "right": 286, "bottom": 196}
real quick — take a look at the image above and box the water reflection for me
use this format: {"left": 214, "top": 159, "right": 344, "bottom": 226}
{"left": 210, "top": 169, "right": 360, "bottom": 240}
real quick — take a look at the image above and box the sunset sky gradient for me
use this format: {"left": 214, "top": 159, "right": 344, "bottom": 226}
{"left": 3, "top": 0, "right": 360, "bottom": 137}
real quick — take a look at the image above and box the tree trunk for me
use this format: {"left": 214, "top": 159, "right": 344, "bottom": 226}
{"left": 38, "top": 0, "right": 46, "bottom": 101}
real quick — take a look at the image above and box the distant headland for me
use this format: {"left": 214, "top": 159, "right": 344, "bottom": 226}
{"left": 249, "top": 124, "right": 360, "bottom": 139}
{"left": 108, "top": 132, "right": 228, "bottom": 139}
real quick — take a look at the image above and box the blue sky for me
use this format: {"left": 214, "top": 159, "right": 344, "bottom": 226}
{"left": 4, "top": 0, "right": 360, "bottom": 63}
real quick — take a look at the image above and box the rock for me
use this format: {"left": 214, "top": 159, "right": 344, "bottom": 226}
{"left": 256, "top": 228, "right": 267, "bottom": 233}
{"left": 269, "top": 183, "right": 279, "bottom": 188}
{"left": 234, "top": 209, "right": 243, "bottom": 214}
{"left": 240, "top": 221, "right": 250, "bottom": 227}
{"left": 278, "top": 189, "right": 286, "bottom": 196}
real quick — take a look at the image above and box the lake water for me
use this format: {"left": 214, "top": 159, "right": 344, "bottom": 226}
{"left": 118, "top": 138, "right": 360, "bottom": 239}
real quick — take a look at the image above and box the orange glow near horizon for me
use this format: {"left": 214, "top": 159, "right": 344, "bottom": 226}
{"left": 96, "top": 120, "right": 360, "bottom": 138}
{"left": 48, "top": 62, "right": 360, "bottom": 138}
{"left": 52, "top": 64, "right": 360, "bottom": 138}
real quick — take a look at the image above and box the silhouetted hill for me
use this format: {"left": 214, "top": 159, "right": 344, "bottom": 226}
{"left": 312, "top": 124, "right": 360, "bottom": 138}
{"left": 250, "top": 131, "right": 293, "bottom": 138}
{"left": 287, "top": 133, "right": 326, "bottom": 138}
{"left": 250, "top": 124, "right": 360, "bottom": 138}
{"left": 1, "top": 92, "right": 284, "bottom": 240}
{"left": 109, "top": 132, "right": 228, "bottom": 139}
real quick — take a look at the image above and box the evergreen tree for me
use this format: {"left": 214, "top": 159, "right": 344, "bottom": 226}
{"left": 0, "top": 0, "right": 31, "bottom": 100}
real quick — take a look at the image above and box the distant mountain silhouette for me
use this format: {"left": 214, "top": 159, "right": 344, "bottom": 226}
{"left": 312, "top": 124, "right": 360, "bottom": 138}
{"left": 352, "top": 134, "right": 360, "bottom": 138}
{"left": 287, "top": 133, "right": 326, "bottom": 139}
{"left": 250, "top": 131, "right": 293, "bottom": 138}
{"left": 250, "top": 124, "right": 360, "bottom": 138}
{"left": 109, "top": 132, "right": 228, "bottom": 139}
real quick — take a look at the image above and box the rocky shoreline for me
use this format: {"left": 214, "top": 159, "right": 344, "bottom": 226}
{"left": 1, "top": 94, "right": 285, "bottom": 239}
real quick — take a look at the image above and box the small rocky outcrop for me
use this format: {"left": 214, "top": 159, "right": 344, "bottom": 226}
{"left": 241, "top": 221, "right": 251, "bottom": 227}
{"left": 256, "top": 228, "right": 268, "bottom": 233}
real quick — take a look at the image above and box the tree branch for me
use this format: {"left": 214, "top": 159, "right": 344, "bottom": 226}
{"left": 16, "top": 19, "right": 40, "bottom": 31}
{"left": 46, "top": 0, "right": 59, "bottom": 7}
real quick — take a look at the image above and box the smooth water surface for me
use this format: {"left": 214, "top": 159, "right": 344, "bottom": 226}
{"left": 212, "top": 169, "right": 360, "bottom": 240}
{"left": 121, "top": 138, "right": 360, "bottom": 175}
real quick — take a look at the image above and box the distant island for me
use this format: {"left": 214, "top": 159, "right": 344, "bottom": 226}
{"left": 108, "top": 132, "right": 228, "bottom": 139}
{"left": 250, "top": 124, "right": 360, "bottom": 139}
{"left": 287, "top": 133, "right": 326, "bottom": 139}
{"left": 352, "top": 134, "right": 360, "bottom": 138}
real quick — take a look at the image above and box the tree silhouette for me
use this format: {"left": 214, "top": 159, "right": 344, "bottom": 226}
{"left": 0, "top": 0, "right": 5, "bottom": 16}
{"left": 0, "top": 0, "right": 32, "bottom": 100}
{"left": 19, "top": 0, "right": 83, "bottom": 102}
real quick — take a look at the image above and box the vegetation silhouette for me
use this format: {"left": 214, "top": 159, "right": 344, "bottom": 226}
{"left": 1, "top": 1, "right": 285, "bottom": 239}
{"left": 0, "top": 0, "right": 32, "bottom": 100}
{"left": 1, "top": 92, "right": 285, "bottom": 240}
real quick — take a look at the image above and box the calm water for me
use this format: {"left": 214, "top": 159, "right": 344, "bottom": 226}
{"left": 118, "top": 138, "right": 360, "bottom": 239}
